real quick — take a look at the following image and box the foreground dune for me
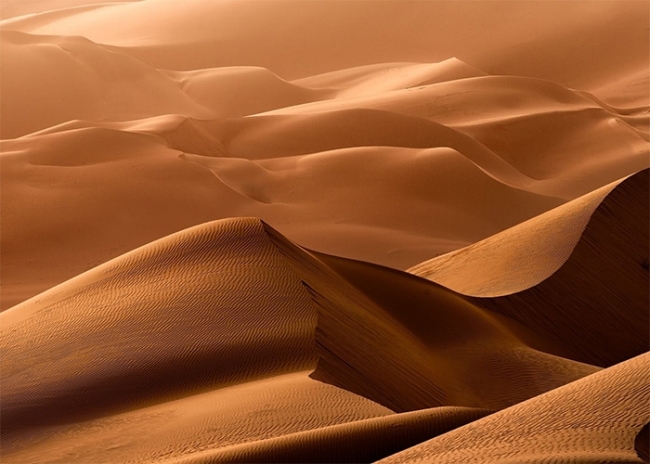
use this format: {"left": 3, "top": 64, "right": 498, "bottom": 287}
{"left": 379, "top": 353, "right": 650, "bottom": 464}
{"left": 0, "top": 215, "right": 613, "bottom": 463}
{"left": 1, "top": 1, "right": 648, "bottom": 462}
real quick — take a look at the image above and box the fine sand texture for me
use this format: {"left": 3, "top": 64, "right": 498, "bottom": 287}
{"left": 1, "top": 1, "right": 648, "bottom": 463}
{"left": 378, "top": 353, "right": 650, "bottom": 464}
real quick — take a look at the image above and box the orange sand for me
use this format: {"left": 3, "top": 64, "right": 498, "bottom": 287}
{"left": 1, "top": 1, "right": 648, "bottom": 462}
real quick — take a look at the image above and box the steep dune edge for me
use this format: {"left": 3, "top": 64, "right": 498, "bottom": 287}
{"left": 0, "top": 218, "right": 317, "bottom": 433}
{"left": 379, "top": 353, "right": 650, "bottom": 464}
{"left": 264, "top": 222, "right": 598, "bottom": 413}
{"left": 412, "top": 169, "right": 649, "bottom": 367}
{"left": 476, "top": 169, "right": 649, "bottom": 367}
{"left": 408, "top": 177, "right": 623, "bottom": 294}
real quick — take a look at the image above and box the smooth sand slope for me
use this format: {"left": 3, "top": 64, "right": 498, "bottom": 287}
{"left": 1, "top": 218, "right": 317, "bottom": 435}
{"left": 2, "top": 1, "right": 648, "bottom": 310}
{"left": 413, "top": 169, "right": 649, "bottom": 367}
{"left": 1, "top": 1, "right": 648, "bottom": 462}
{"left": 2, "top": 216, "right": 624, "bottom": 463}
{"left": 379, "top": 353, "right": 650, "bottom": 464}
{"left": 2, "top": 0, "right": 646, "bottom": 94}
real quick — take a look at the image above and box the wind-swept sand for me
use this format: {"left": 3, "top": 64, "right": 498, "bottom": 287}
{"left": 1, "top": 0, "right": 648, "bottom": 462}
{"left": 378, "top": 353, "right": 650, "bottom": 464}
{"left": 412, "top": 169, "right": 649, "bottom": 367}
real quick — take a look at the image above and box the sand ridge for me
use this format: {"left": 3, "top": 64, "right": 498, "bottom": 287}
{"left": 1, "top": 1, "right": 648, "bottom": 462}
{"left": 378, "top": 353, "right": 650, "bottom": 463}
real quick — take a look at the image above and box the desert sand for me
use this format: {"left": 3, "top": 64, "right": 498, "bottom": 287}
{"left": 1, "top": 1, "right": 648, "bottom": 463}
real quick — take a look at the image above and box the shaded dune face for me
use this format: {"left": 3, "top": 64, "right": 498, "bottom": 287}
{"left": 165, "top": 407, "right": 492, "bottom": 464}
{"left": 471, "top": 169, "right": 649, "bottom": 367}
{"left": 1, "top": 1, "right": 649, "bottom": 463}
{"left": 412, "top": 169, "right": 649, "bottom": 367}
{"left": 636, "top": 423, "right": 650, "bottom": 464}
{"left": 263, "top": 223, "right": 599, "bottom": 413}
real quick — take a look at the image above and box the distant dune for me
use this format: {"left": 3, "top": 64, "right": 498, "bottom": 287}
{"left": 1, "top": 1, "right": 648, "bottom": 462}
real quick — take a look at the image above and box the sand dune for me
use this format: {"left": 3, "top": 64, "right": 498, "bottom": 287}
{"left": 0, "top": 30, "right": 213, "bottom": 139}
{"left": 265, "top": 223, "right": 598, "bottom": 412}
{"left": 2, "top": 217, "right": 605, "bottom": 463}
{"left": 379, "top": 353, "right": 650, "bottom": 464}
{"left": 164, "top": 67, "right": 331, "bottom": 118}
{"left": 1, "top": 1, "right": 648, "bottom": 462}
{"left": 4, "top": 372, "right": 395, "bottom": 464}
{"left": 1, "top": 219, "right": 316, "bottom": 434}
{"left": 292, "top": 59, "right": 487, "bottom": 97}
{"left": 2, "top": 115, "right": 569, "bottom": 309}
{"left": 165, "top": 406, "right": 491, "bottom": 464}
{"left": 413, "top": 169, "right": 649, "bottom": 367}
{"left": 3, "top": 1, "right": 646, "bottom": 94}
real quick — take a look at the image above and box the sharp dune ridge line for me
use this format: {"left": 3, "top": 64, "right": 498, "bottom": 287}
{"left": 1, "top": 1, "right": 648, "bottom": 463}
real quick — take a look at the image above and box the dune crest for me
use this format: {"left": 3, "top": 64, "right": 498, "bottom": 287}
{"left": 2, "top": 1, "right": 648, "bottom": 462}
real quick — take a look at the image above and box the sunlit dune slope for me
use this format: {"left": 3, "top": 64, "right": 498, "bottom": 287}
{"left": 413, "top": 169, "right": 649, "bottom": 367}
{"left": 3, "top": 373, "right": 397, "bottom": 464}
{"left": 292, "top": 59, "right": 487, "bottom": 97}
{"left": 1, "top": 118, "right": 568, "bottom": 310}
{"left": 379, "top": 353, "right": 650, "bottom": 464}
{"left": 0, "top": 218, "right": 316, "bottom": 433}
{"left": 2, "top": 216, "right": 615, "bottom": 463}
{"left": 164, "top": 67, "right": 331, "bottom": 118}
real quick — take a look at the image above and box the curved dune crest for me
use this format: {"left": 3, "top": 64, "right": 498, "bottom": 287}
{"left": 408, "top": 177, "right": 623, "bottom": 296}
{"left": 0, "top": 30, "right": 213, "bottom": 139}
{"left": 165, "top": 66, "right": 331, "bottom": 117}
{"left": 292, "top": 59, "right": 487, "bottom": 97}
{"left": 378, "top": 353, "right": 650, "bottom": 464}
{"left": 1, "top": 1, "right": 648, "bottom": 461}
{"left": 0, "top": 218, "right": 317, "bottom": 432}
{"left": 264, "top": 222, "right": 598, "bottom": 413}
{"left": 476, "top": 169, "right": 649, "bottom": 367}
{"left": 412, "top": 169, "right": 649, "bottom": 367}
{"left": 164, "top": 407, "right": 491, "bottom": 464}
